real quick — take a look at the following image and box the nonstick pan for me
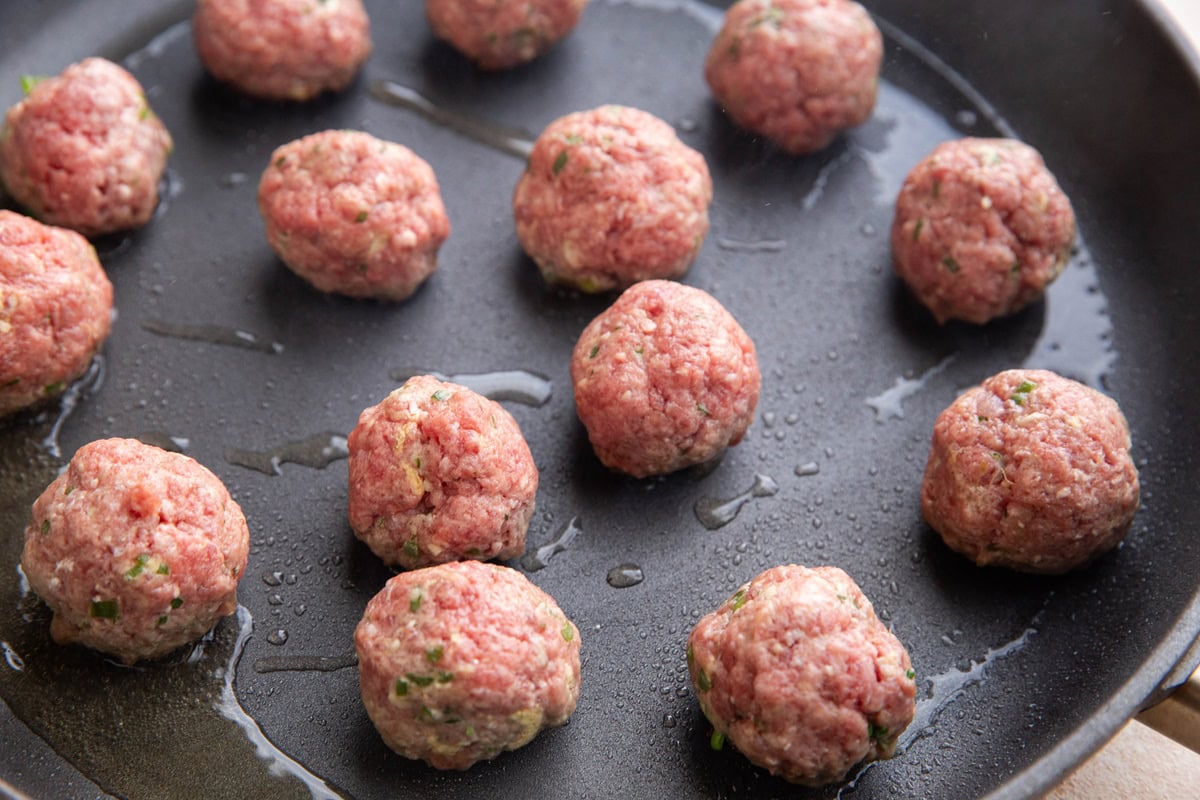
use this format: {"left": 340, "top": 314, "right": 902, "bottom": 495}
{"left": 2, "top": 1, "right": 1200, "bottom": 798}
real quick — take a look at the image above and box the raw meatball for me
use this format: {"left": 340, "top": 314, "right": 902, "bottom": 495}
{"left": 193, "top": 0, "right": 372, "bottom": 101}
{"left": 426, "top": 0, "right": 588, "bottom": 70}
{"left": 20, "top": 438, "right": 249, "bottom": 664}
{"left": 257, "top": 130, "right": 450, "bottom": 300}
{"left": 513, "top": 105, "right": 712, "bottom": 292}
{"left": 570, "top": 280, "right": 759, "bottom": 477}
{"left": 704, "top": 0, "right": 883, "bottom": 155}
{"left": 0, "top": 211, "right": 112, "bottom": 417}
{"left": 891, "top": 138, "right": 1076, "bottom": 324}
{"left": 355, "top": 560, "right": 581, "bottom": 769}
{"left": 922, "top": 369, "right": 1139, "bottom": 573}
{"left": 688, "top": 565, "right": 917, "bottom": 786}
{"left": 0, "top": 58, "right": 173, "bottom": 237}
{"left": 348, "top": 375, "right": 538, "bottom": 569}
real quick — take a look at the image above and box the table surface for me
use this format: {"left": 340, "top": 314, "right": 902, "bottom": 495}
{"left": 1045, "top": 1, "right": 1200, "bottom": 798}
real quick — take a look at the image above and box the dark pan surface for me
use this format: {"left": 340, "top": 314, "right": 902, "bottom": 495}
{"left": 2, "top": 1, "right": 1200, "bottom": 798}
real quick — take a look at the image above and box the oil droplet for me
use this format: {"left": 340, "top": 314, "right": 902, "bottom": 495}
{"left": 136, "top": 431, "right": 190, "bottom": 453}
{"left": 662, "top": 713, "right": 677, "bottom": 728}
{"left": 367, "top": 80, "right": 534, "bottom": 159}
{"left": 253, "top": 653, "right": 358, "bottom": 674}
{"left": 2, "top": 641, "right": 25, "bottom": 672}
{"left": 606, "top": 564, "right": 644, "bottom": 588}
{"left": 261, "top": 571, "right": 283, "bottom": 587}
{"left": 266, "top": 629, "right": 289, "bottom": 646}
{"left": 216, "top": 608, "right": 343, "bottom": 798}
{"left": 794, "top": 461, "right": 820, "bottom": 477}
{"left": 41, "top": 355, "right": 106, "bottom": 459}
{"left": 389, "top": 368, "right": 552, "bottom": 407}
{"left": 801, "top": 149, "right": 855, "bottom": 211}
{"left": 864, "top": 353, "right": 956, "bottom": 422}
{"left": 715, "top": 236, "right": 786, "bottom": 253}
{"left": 142, "top": 319, "right": 284, "bottom": 354}
{"left": 521, "top": 516, "right": 583, "bottom": 572}
{"left": 220, "top": 172, "right": 247, "bottom": 188}
{"left": 225, "top": 432, "right": 349, "bottom": 476}
{"left": 694, "top": 473, "right": 780, "bottom": 531}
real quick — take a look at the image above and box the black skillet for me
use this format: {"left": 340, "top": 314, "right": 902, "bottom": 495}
{"left": 2, "top": 1, "right": 1200, "bottom": 798}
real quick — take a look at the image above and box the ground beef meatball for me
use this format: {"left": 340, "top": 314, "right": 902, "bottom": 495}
{"left": 688, "top": 565, "right": 916, "bottom": 786}
{"left": 891, "top": 138, "right": 1077, "bottom": 324}
{"left": 257, "top": 130, "right": 450, "bottom": 300}
{"left": 426, "top": 0, "right": 588, "bottom": 70}
{"left": 0, "top": 58, "right": 173, "bottom": 237}
{"left": 193, "top": 0, "right": 372, "bottom": 101}
{"left": 513, "top": 105, "right": 712, "bottom": 292}
{"left": 0, "top": 211, "right": 112, "bottom": 417}
{"left": 922, "top": 369, "right": 1139, "bottom": 574}
{"left": 570, "top": 280, "right": 759, "bottom": 477}
{"left": 355, "top": 560, "right": 581, "bottom": 769}
{"left": 348, "top": 375, "right": 538, "bottom": 569}
{"left": 704, "top": 0, "right": 883, "bottom": 155}
{"left": 20, "top": 438, "right": 249, "bottom": 664}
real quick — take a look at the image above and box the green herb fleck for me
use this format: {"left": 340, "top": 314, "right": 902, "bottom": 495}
{"left": 868, "top": 722, "right": 889, "bottom": 743}
{"left": 697, "top": 402, "right": 710, "bottom": 416}
{"left": 404, "top": 538, "right": 420, "bottom": 559}
{"left": 156, "top": 563, "right": 170, "bottom": 575}
{"left": 90, "top": 599, "right": 119, "bottom": 620}
{"left": 912, "top": 218, "right": 924, "bottom": 242}
{"left": 588, "top": 344, "right": 599, "bottom": 359}
{"left": 941, "top": 256, "right": 960, "bottom": 274}
{"left": 634, "top": 346, "right": 644, "bottom": 355}
{"left": 40, "top": 519, "right": 50, "bottom": 535}
{"left": 407, "top": 673, "right": 434, "bottom": 687}
{"left": 931, "top": 179, "right": 941, "bottom": 198}
{"left": 44, "top": 381, "right": 66, "bottom": 395}
{"left": 696, "top": 669, "right": 712, "bottom": 692}
{"left": 410, "top": 589, "right": 423, "bottom": 613}
{"left": 426, "top": 646, "right": 444, "bottom": 664}
{"left": 63, "top": 484, "right": 73, "bottom": 495}
{"left": 20, "top": 75, "right": 47, "bottom": 95}
{"left": 420, "top": 705, "right": 435, "bottom": 721}
{"left": 170, "top": 597, "right": 184, "bottom": 609}
{"left": 414, "top": 457, "right": 422, "bottom": 469}
{"left": 275, "top": 156, "right": 288, "bottom": 168}
{"left": 731, "top": 589, "right": 747, "bottom": 611}
{"left": 1011, "top": 380, "right": 1036, "bottom": 406}
{"left": 906, "top": 669, "right": 916, "bottom": 681}
{"left": 1010, "top": 260, "right": 1021, "bottom": 275}
{"left": 710, "top": 730, "right": 726, "bottom": 750}
{"left": 354, "top": 210, "right": 368, "bottom": 223}
{"left": 564, "top": 134, "right": 583, "bottom": 145}
{"left": 436, "top": 671, "right": 454, "bottom": 683}
{"left": 561, "top": 621, "right": 575, "bottom": 642}
{"left": 139, "top": 105, "right": 151, "bottom": 121}
{"left": 2, "top": 377, "right": 19, "bottom": 388}
{"left": 394, "top": 679, "right": 409, "bottom": 696}
{"left": 978, "top": 415, "right": 989, "bottom": 423}
{"left": 432, "top": 389, "right": 450, "bottom": 401}
{"left": 156, "top": 615, "right": 169, "bottom": 626}
{"left": 125, "top": 553, "right": 149, "bottom": 580}
{"left": 552, "top": 150, "right": 569, "bottom": 176}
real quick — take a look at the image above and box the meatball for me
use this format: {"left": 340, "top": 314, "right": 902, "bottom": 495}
{"left": 688, "top": 565, "right": 916, "bottom": 786}
{"left": 192, "top": 0, "right": 372, "bottom": 101}
{"left": 355, "top": 560, "right": 581, "bottom": 769}
{"left": 348, "top": 375, "right": 538, "bottom": 569}
{"left": 513, "top": 105, "right": 712, "bottom": 292}
{"left": 891, "top": 138, "right": 1077, "bottom": 324}
{"left": 921, "top": 369, "right": 1139, "bottom": 574}
{"left": 704, "top": 0, "right": 883, "bottom": 155}
{"left": 570, "top": 280, "right": 759, "bottom": 477}
{"left": 0, "top": 211, "right": 113, "bottom": 417}
{"left": 20, "top": 438, "right": 249, "bottom": 664}
{"left": 426, "top": 0, "right": 588, "bottom": 70}
{"left": 257, "top": 130, "right": 450, "bottom": 300}
{"left": 0, "top": 58, "right": 173, "bottom": 237}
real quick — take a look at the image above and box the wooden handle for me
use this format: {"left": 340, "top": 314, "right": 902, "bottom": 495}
{"left": 1137, "top": 667, "right": 1200, "bottom": 753}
